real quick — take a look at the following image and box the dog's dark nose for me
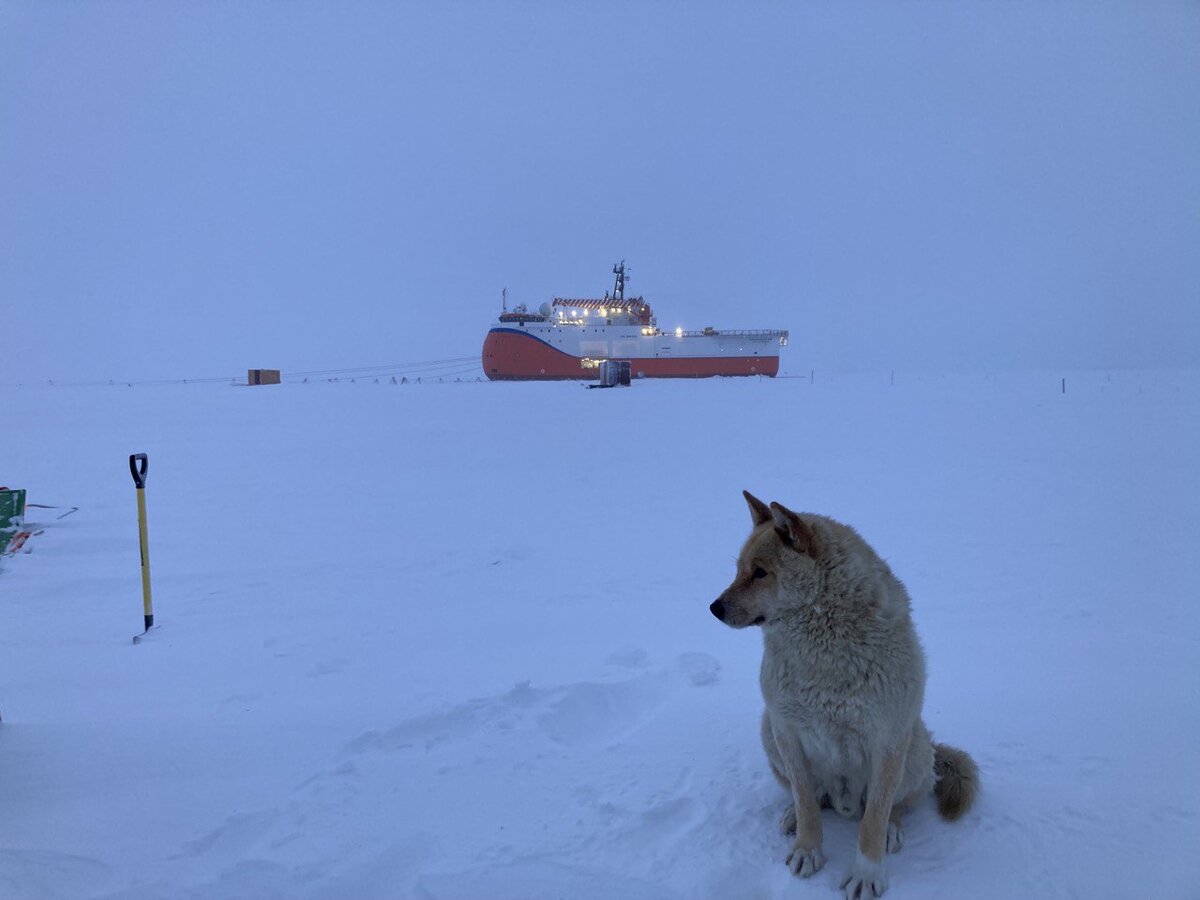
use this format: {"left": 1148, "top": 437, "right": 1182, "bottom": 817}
{"left": 710, "top": 598, "right": 726, "bottom": 621}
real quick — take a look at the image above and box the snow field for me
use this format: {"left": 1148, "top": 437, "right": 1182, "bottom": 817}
{"left": 2, "top": 371, "right": 1198, "bottom": 898}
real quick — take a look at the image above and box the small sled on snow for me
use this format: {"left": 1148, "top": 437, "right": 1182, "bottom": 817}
{"left": 1, "top": 486, "right": 78, "bottom": 556}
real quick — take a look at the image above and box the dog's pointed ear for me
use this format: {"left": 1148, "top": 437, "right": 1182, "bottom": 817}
{"left": 743, "top": 490, "right": 772, "bottom": 527}
{"left": 769, "top": 502, "right": 821, "bottom": 558}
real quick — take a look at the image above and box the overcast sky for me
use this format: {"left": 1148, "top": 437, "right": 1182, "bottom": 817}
{"left": 3, "top": 1, "right": 1198, "bottom": 383}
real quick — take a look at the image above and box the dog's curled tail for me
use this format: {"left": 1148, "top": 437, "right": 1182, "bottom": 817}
{"left": 933, "top": 742, "right": 979, "bottom": 821}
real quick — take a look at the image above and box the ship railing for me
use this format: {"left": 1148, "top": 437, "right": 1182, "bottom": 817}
{"left": 677, "top": 328, "right": 789, "bottom": 339}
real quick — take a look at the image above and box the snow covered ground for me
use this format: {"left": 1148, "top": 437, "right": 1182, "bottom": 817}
{"left": 2, "top": 371, "right": 1198, "bottom": 899}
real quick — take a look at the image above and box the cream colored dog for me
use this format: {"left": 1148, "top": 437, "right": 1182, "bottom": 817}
{"left": 710, "top": 491, "right": 978, "bottom": 899}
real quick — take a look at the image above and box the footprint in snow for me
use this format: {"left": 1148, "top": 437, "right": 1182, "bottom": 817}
{"left": 306, "top": 657, "right": 348, "bottom": 678}
{"left": 677, "top": 651, "right": 721, "bottom": 686}
{"left": 173, "top": 809, "right": 281, "bottom": 860}
{"left": 343, "top": 669, "right": 674, "bottom": 757}
{"left": 0, "top": 849, "right": 114, "bottom": 899}
{"left": 535, "top": 675, "right": 669, "bottom": 747}
{"left": 605, "top": 647, "right": 651, "bottom": 668}
{"left": 345, "top": 701, "right": 487, "bottom": 754}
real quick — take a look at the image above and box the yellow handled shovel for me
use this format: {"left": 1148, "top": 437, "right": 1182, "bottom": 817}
{"left": 130, "top": 453, "right": 155, "bottom": 643}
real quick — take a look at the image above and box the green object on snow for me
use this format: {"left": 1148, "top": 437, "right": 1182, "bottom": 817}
{"left": 1, "top": 488, "right": 27, "bottom": 554}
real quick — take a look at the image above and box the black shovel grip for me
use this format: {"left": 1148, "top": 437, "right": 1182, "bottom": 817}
{"left": 129, "top": 453, "right": 148, "bottom": 489}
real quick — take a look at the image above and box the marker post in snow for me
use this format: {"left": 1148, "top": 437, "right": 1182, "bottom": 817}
{"left": 129, "top": 453, "right": 156, "bottom": 644}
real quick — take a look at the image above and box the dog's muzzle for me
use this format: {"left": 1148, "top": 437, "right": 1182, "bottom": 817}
{"left": 709, "top": 598, "right": 727, "bottom": 621}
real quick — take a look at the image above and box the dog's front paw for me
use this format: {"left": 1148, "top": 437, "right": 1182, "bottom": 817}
{"left": 840, "top": 852, "right": 888, "bottom": 899}
{"left": 779, "top": 805, "right": 797, "bottom": 835}
{"left": 785, "top": 841, "right": 825, "bottom": 878}
{"left": 886, "top": 819, "right": 903, "bottom": 854}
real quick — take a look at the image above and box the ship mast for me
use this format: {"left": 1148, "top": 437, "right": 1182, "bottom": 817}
{"left": 611, "top": 260, "right": 629, "bottom": 303}
{"left": 502, "top": 286, "right": 507, "bottom": 313}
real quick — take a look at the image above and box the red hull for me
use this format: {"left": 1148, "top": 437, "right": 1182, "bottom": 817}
{"left": 482, "top": 329, "right": 779, "bottom": 380}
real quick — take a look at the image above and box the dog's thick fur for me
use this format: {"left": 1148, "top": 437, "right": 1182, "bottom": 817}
{"left": 711, "top": 492, "right": 978, "bottom": 899}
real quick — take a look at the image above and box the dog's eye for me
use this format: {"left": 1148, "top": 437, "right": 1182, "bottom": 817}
{"left": 752, "top": 566, "right": 768, "bottom": 579}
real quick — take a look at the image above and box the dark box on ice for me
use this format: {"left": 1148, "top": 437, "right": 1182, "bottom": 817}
{"left": 248, "top": 369, "right": 281, "bottom": 386}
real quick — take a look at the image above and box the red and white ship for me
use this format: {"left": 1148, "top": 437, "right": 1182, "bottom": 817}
{"left": 482, "top": 262, "right": 789, "bottom": 380}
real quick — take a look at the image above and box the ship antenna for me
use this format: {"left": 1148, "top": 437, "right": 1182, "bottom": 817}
{"left": 612, "top": 260, "right": 629, "bottom": 302}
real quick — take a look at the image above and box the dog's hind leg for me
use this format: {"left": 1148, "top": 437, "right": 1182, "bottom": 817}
{"left": 886, "top": 788, "right": 923, "bottom": 854}
{"left": 885, "top": 722, "right": 936, "bottom": 854}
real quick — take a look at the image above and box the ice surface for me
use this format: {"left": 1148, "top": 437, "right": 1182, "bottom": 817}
{"left": 1, "top": 372, "right": 1198, "bottom": 898}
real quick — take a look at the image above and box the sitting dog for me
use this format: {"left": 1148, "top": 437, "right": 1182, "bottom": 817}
{"left": 711, "top": 491, "right": 979, "bottom": 899}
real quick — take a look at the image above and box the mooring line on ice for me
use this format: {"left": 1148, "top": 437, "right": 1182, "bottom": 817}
{"left": 3, "top": 356, "right": 484, "bottom": 389}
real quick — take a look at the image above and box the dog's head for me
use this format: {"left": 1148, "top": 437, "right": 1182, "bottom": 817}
{"left": 709, "top": 490, "right": 824, "bottom": 629}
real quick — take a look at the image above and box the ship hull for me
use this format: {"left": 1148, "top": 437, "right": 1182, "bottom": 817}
{"left": 482, "top": 326, "right": 780, "bottom": 380}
